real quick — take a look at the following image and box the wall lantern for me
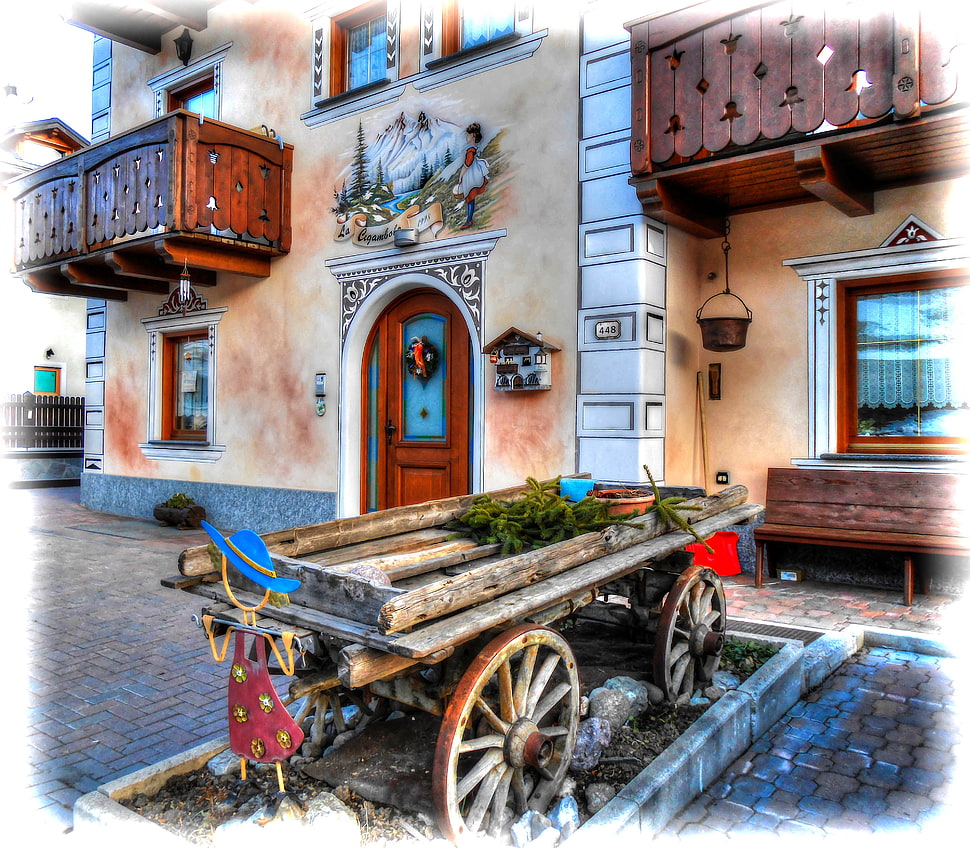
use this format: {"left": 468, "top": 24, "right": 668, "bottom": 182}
{"left": 696, "top": 218, "right": 753, "bottom": 351}
{"left": 175, "top": 28, "right": 194, "bottom": 66}
{"left": 394, "top": 228, "right": 418, "bottom": 247}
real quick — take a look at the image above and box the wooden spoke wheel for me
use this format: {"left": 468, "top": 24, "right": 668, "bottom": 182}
{"left": 653, "top": 565, "right": 726, "bottom": 702}
{"left": 432, "top": 625, "right": 580, "bottom": 841}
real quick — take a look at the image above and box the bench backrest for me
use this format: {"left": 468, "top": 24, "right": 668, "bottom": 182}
{"left": 764, "top": 468, "right": 966, "bottom": 538}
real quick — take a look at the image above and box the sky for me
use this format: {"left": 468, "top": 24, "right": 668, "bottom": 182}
{"left": 1, "top": 2, "right": 94, "bottom": 137}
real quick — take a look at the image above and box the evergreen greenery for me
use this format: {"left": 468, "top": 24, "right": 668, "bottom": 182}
{"left": 642, "top": 465, "right": 714, "bottom": 554}
{"left": 445, "top": 476, "right": 620, "bottom": 555}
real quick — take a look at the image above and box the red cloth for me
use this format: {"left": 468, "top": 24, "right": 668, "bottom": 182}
{"left": 227, "top": 631, "right": 304, "bottom": 763}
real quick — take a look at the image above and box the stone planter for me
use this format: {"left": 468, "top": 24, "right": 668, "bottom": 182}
{"left": 73, "top": 633, "right": 858, "bottom": 843}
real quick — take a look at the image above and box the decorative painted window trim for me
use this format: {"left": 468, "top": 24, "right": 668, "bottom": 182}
{"left": 325, "top": 229, "right": 506, "bottom": 341}
{"left": 149, "top": 43, "right": 232, "bottom": 118}
{"left": 140, "top": 306, "right": 227, "bottom": 462}
{"left": 784, "top": 227, "right": 968, "bottom": 466}
{"left": 304, "top": 2, "right": 401, "bottom": 125}
{"left": 301, "top": 5, "right": 546, "bottom": 126}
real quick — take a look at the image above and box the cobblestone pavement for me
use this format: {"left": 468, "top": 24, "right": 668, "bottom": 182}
{"left": 9, "top": 486, "right": 969, "bottom": 842}
{"left": 659, "top": 646, "right": 967, "bottom": 842}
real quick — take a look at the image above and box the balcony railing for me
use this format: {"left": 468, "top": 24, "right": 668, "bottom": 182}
{"left": 10, "top": 111, "right": 293, "bottom": 299}
{"left": 627, "top": 2, "right": 968, "bottom": 237}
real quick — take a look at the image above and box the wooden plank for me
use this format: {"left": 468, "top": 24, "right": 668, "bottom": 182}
{"left": 764, "top": 468, "right": 963, "bottom": 510}
{"left": 296, "top": 529, "right": 456, "bottom": 568}
{"left": 386, "top": 504, "right": 764, "bottom": 658}
{"left": 178, "top": 476, "right": 586, "bottom": 576}
{"left": 377, "top": 486, "right": 751, "bottom": 635}
{"left": 754, "top": 523, "right": 970, "bottom": 553}
{"left": 324, "top": 538, "right": 483, "bottom": 576}
{"left": 337, "top": 643, "right": 454, "bottom": 689}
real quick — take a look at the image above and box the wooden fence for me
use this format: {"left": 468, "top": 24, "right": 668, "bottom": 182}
{"left": 2, "top": 394, "right": 84, "bottom": 450}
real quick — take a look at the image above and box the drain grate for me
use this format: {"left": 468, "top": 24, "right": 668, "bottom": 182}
{"left": 727, "top": 618, "right": 826, "bottom": 645}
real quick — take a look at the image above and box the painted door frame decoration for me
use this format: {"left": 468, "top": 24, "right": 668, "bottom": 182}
{"left": 327, "top": 230, "right": 505, "bottom": 516}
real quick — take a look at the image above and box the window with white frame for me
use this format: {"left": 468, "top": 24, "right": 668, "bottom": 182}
{"left": 149, "top": 43, "right": 231, "bottom": 119}
{"left": 785, "top": 225, "right": 969, "bottom": 461}
{"left": 141, "top": 307, "right": 227, "bottom": 462}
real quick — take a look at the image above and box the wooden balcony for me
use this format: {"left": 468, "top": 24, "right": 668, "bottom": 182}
{"left": 11, "top": 111, "right": 293, "bottom": 300}
{"left": 628, "top": 1, "right": 969, "bottom": 238}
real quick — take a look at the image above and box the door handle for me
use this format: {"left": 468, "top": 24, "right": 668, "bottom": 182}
{"left": 385, "top": 418, "right": 397, "bottom": 445}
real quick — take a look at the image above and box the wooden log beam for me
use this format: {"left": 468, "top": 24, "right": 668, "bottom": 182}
{"left": 377, "top": 485, "right": 750, "bottom": 635}
{"left": 61, "top": 260, "right": 170, "bottom": 294}
{"left": 155, "top": 237, "right": 273, "bottom": 277}
{"left": 25, "top": 269, "right": 129, "bottom": 301}
{"left": 178, "top": 476, "right": 587, "bottom": 575}
{"left": 336, "top": 643, "right": 454, "bottom": 690}
{"left": 632, "top": 177, "right": 726, "bottom": 239}
{"left": 385, "top": 503, "right": 764, "bottom": 658}
{"left": 794, "top": 146, "right": 873, "bottom": 217}
{"left": 106, "top": 250, "right": 218, "bottom": 286}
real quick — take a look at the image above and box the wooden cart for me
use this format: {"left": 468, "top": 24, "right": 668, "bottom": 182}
{"left": 163, "top": 480, "right": 760, "bottom": 841}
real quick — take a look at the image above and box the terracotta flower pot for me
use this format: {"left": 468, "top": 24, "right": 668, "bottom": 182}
{"left": 593, "top": 489, "right": 656, "bottom": 517}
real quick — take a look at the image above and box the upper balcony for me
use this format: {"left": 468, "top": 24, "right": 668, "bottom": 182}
{"left": 10, "top": 110, "right": 293, "bottom": 300}
{"left": 627, "top": 1, "right": 968, "bottom": 238}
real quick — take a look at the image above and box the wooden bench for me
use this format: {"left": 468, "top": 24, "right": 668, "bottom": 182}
{"left": 754, "top": 468, "right": 969, "bottom": 605}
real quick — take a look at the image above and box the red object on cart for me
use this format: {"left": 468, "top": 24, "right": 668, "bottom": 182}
{"left": 686, "top": 530, "right": 741, "bottom": 576}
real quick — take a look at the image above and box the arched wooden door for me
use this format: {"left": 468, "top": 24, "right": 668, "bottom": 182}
{"left": 362, "top": 290, "right": 471, "bottom": 511}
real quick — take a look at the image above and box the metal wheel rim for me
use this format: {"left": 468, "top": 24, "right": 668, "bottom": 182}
{"left": 653, "top": 565, "right": 726, "bottom": 702}
{"left": 432, "top": 624, "right": 580, "bottom": 841}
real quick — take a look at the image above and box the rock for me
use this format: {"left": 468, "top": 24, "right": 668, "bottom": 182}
{"left": 579, "top": 694, "right": 589, "bottom": 718}
{"left": 303, "top": 791, "right": 362, "bottom": 846}
{"left": 213, "top": 791, "right": 360, "bottom": 846}
{"left": 713, "top": 671, "right": 741, "bottom": 690}
{"left": 703, "top": 684, "right": 726, "bottom": 701}
{"left": 584, "top": 781, "right": 617, "bottom": 814}
{"left": 588, "top": 688, "right": 632, "bottom": 730}
{"left": 569, "top": 717, "right": 611, "bottom": 771}
{"left": 206, "top": 749, "right": 241, "bottom": 777}
{"left": 603, "top": 675, "right": 663, "bottom": 710}
{"left": 549, "top": 794, "right": 580, "bottom": 840}
{"left": 511, "top": 810, "right": 553, "bottom": 848}
{"left": 689, "top": 693, "right": 711, "bottom": 706}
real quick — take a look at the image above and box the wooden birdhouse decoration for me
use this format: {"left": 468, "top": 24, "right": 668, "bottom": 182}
{"left": 483, "top": 328, "right": 560, "bottom": 391}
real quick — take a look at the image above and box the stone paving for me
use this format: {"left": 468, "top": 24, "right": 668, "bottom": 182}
{"left": 10, "top": 486, "right": 969, "bottom": 842}
{"left": 659, "top": 646, "right": 966, "bottom": 841}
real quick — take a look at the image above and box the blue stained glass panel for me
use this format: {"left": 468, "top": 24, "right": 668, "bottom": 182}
{"left": 402, "top": 314, "right": 446, "bottom": 441}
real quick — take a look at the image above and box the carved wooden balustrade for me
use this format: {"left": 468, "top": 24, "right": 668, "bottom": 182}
{"left": 628, "top": 2, "right": 967, "bottom": 237}
{"left": 11, "top": 110, "right": 293, "bottom": 300}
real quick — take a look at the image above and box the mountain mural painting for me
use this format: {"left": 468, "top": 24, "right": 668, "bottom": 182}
{"left": 332, "top": 110, "right": 506, "bottom": 247}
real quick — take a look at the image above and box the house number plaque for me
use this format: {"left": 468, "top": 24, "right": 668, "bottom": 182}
{"left": 594, "top": 319, "right": 622, "bottom": 340}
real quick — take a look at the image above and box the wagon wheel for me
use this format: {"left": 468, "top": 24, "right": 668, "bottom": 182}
{"left": 433, "top": 624, "right": 580, "bottom": 841}
{"left": 653, "top": 565, "right": 726, "bottom": 702}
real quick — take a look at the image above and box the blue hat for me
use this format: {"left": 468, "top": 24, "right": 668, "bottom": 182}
{"left": 201, "top": 521, "right": 301, "bottom": 594}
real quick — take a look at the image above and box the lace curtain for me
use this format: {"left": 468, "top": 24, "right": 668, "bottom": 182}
{"left": 856, "top": 285, "right": 968, "bottom": 409}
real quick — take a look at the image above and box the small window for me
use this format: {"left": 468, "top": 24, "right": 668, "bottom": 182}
{"left": 169, "top": 74, "right": 217, "bottom": 118}
{"left": 838, "top": 276, "right": 969, "bottom": 454}
{"left": 442, "top": 1, "right": 514, "bottom": 56}
{"left": 162, "top": 331, "right": 209, "bottom": 440}
{"left": 331, "top": 2, "right": 387, "bottom": 95}
{"left": 34, "top": 366, "right": 61, "bottom": 395}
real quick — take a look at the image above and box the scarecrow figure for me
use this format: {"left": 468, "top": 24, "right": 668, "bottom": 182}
{"left": 201, "top": 521, "right": 305, "bottom": 794}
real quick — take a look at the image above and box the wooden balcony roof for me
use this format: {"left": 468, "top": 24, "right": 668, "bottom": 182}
{"left": 10, "top": 111, "right": 293, "bottom": 301}
{"left": 627, "top": 1, "right": 969, "bottom": 238}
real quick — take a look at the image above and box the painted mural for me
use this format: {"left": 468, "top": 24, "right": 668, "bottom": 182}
{"left": 332, "top": 110, "right": 506, "bottom": 248}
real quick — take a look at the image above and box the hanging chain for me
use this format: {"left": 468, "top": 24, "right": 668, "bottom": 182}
{"left": 721, "top": 217, "right": 732, "bottom": 294}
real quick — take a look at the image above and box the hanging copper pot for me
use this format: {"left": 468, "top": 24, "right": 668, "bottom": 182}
{"left": 696, "top": 291, "right": 752, "bottom": 351}
{"left": 696, "top": 218, "right": 752, "bottom": 352}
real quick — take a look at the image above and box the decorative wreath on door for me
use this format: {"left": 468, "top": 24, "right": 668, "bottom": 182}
{"left": 406, "top": 335, "right": 440, "bottom": 381}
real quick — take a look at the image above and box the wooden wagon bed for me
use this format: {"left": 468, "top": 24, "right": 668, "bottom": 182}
{"left": 164, "top": 480, "right": 759, "bottom": 680}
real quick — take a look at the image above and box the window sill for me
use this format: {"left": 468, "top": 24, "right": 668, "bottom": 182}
{"left": 792, "top": 454, "right": 968, "bottom": 471}
{"left": 424, "top": 32, "right": 522, "bottom": 71}
{"left": 313, "top": 77, "right": 392, "bottom": 109}
{"left": 140, "top": 441, "right": 226, "bottom": 463}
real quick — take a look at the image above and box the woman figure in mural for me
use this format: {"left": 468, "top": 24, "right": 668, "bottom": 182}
{"left": 455, "top": 122, "right": 489, "bottom": 230}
